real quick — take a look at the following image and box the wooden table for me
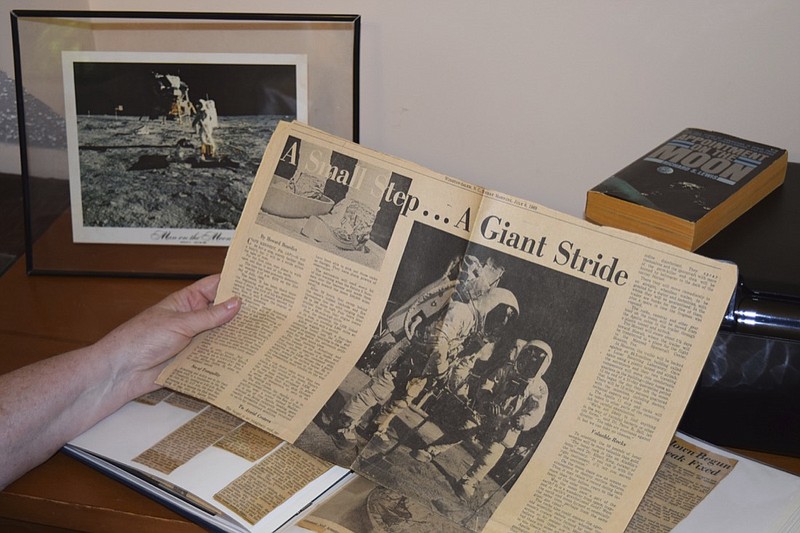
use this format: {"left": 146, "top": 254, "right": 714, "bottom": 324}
{"left": 1, "top": 254, "right": 799, "bottom": 532}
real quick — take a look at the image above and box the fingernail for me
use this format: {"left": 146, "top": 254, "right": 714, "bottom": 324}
{"left": 224, "top": 296, "right": 241, "bottom": 310}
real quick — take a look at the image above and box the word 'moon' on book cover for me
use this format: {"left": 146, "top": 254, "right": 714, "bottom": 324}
{"left": 585, "top": 128, "right": 788, "bottom": 250}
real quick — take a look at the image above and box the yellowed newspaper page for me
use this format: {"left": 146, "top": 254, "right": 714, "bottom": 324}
{"left": 157, "top": 121, "right": 485, "bottom": 442}
{"left": 341, "top": 189, "right": 736, "bottom": 532}
{"left": 158, "top": 121, "right": 737, "bottom": 532}
{"left": 477, "top": 198, "right": 736, "bottom": 532}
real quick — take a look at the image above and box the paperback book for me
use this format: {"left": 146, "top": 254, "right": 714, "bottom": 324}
{"left": 585, "top": 128, "right": 788, "bottom": 251}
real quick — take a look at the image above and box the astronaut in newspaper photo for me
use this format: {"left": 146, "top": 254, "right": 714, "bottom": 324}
{"left": 410, "top": 338, "right": 553, "bottom": 500}
{"left": 348, "top": 226, "right": 606, "bottom": 529}
{"left": 291, "top": 221, "right": 607, "bottom": 530}
{"left": 329, "top": 253, "right": 519, "bottom": 449}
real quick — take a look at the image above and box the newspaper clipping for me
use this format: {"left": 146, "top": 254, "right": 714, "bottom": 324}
{"left": 157, "top": 121, "right": 738, "bottom": 532}
{"left": 625, "top": 435, "right": 736, "bottom": 532}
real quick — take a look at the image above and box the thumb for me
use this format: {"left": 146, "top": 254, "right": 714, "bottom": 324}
{"left": 179, "top": 296, "right": 241, "bottom": 337}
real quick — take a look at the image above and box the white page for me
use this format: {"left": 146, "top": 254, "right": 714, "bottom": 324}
{"left": 672, "top": 432, "right": 800, "bottom": 533}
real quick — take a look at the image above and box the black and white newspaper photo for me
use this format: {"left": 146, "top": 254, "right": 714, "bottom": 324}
{"left": 294, "top": 474, "right": 472, "bottom": 533}
{"left": 256, "top": 134, "right": 411, "bottom": 270}
{"left": 340, "top": 223, "right": 605, "bottom": 530}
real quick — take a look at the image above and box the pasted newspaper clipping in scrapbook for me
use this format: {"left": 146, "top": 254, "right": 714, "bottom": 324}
{"left": 624, "top": 435, "right": 736, "bottom": 532}
{"left": 157, "top": 121, "right": 737, "bottom": 532}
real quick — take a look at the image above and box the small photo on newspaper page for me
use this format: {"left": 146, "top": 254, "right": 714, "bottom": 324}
{"left": 296, "top": 474, "right": 471, "bottom": 533}
{"left": 256, "top": 134, "right": 411, "bottom": 270}
{"left": 296, "top": 220, "right": 608, "bottom": 530}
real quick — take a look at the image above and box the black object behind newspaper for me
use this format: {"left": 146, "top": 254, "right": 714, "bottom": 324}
{"left": 680, "top": 162, "right": 800, "bottom": 456}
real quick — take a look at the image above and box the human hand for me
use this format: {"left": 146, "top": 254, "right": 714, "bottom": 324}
{"left": 95, "top": 274, "right": 241, "bottom": 400}
{"left": 0, "top": 274, "right": 239, "bottom": 490}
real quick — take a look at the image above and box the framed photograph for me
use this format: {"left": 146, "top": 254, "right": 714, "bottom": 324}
{"left": 64, "top": 50, "right": 309, "bottom": 247}
{"left": 11, "top": 10, "right": 360, "bottom": 277}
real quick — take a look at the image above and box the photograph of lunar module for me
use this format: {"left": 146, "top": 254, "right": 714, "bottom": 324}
{"left": 64, "top": 52, "right": 306, "bottom": 245}
{"left": 295, "top": 222, "right": 608, "bottom": 530}
{"left": 256, "top": 134, "right": 411, "bottom": 270}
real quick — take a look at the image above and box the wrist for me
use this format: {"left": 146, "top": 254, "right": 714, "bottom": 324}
{"left": 91, "top": 326, "right": 162, "bottom": 404}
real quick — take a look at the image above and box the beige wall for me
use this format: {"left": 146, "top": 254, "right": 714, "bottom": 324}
{"left": 2, "top": 0, "right": 798, "bottom": 216}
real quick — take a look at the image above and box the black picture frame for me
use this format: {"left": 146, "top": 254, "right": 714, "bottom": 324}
{"left": 11, "top": 10, "right": 360, "bottom": 278}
